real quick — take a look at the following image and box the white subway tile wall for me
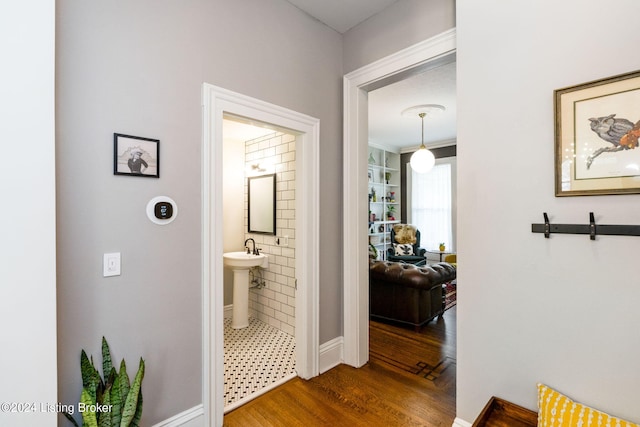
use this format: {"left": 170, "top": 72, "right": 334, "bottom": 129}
{"left": 245, "top": 132, "right": 296, "bottom": 336}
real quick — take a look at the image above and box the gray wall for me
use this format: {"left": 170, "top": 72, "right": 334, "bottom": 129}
{"left": 457, "top": 0, "right": 640, "bottom": 423}
{"left": 55, "top": 0, "right": 342, "bottom": 423}
{"left": 342, "top": 0, "right": 456, "bottom": 73}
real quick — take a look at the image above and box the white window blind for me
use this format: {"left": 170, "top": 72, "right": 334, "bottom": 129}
{"left": 410, "top": 163, "right": 452, "bottom": 250}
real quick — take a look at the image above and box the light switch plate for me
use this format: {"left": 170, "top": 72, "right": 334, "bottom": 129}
{"left": 103, "top": 252, "right": 121, "bottom": 277}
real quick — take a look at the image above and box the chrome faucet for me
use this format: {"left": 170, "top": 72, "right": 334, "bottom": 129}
{"left": 244, "top": 238, "right": 259, "bottom": 255}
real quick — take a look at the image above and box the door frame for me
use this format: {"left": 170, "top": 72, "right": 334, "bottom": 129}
{"left": 342, "top": 29, "right": 457, "bottom": 367}
{"left": 202, "top": 84, "right": 320, "bottom": 426}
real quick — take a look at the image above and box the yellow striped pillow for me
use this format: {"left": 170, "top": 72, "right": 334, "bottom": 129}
{"left": 538, "top": 383, "right": 638, "bottom": 427}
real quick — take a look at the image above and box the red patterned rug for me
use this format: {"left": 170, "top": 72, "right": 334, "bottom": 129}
{"left": 444, "top": 281, "right": 457, "bottom": 311}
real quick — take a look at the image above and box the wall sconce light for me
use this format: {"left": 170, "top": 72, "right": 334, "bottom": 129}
{"left": 246, "top": 162, "right": 275, "bottom": 176}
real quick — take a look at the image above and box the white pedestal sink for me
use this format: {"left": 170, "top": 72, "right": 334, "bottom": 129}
{"left": 223, "top": 251, "right": 268, "bottom": 329}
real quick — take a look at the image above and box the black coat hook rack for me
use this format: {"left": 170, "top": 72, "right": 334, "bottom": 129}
{"left": 531, "top": 212, "right": 640, "bottom": 240}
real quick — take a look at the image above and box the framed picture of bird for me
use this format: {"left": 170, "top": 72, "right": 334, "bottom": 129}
{"left": 555, "top": 69, "right": 640, "bottom": 196}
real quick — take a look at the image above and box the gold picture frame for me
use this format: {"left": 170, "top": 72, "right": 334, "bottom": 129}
{"left": 555, "top": 70, "right": 640, "bottom": 196}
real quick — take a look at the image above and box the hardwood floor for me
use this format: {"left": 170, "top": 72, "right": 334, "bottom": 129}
{"left": 223, "top": 306, "right": 457, "bottom": 426}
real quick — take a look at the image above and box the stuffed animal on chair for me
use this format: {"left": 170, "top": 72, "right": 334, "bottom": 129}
{"left": 386, "top": 224, "right": 426, "bottom": 265}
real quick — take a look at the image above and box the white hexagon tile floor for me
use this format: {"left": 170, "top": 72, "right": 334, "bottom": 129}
{"left": 223, "top": 316, "right": 296, "bottom": 407}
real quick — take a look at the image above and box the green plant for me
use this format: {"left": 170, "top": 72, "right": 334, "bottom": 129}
{"left": 369, "top": 242, "right": 378, "bottom": 260}
{"left": 64, "top": 337, "right": 145, "bottom": 427}
{"left": 386, "top": 205, "right": 396, "bottom": 218}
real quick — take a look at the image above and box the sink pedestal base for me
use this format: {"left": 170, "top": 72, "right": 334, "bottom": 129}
{"left": 231, "top": 269, "right": 250, "bottom": 329}
{"left": 223, "top": 251, "right": 268, "bottom": 330}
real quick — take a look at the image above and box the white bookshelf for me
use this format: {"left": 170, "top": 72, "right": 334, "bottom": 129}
{"left": 368, "top": 145, "right": 401, "bottom": 260}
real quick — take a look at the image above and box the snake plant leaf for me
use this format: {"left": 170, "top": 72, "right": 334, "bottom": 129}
{"left": 81, "top": 350, "right": 92, "bottom": 387}
{"left": 102, "top": 337, "right": 113, "bottom": 382}
{"left": 105, "top": 366, "right": 117, "bottom": 392}
{"left": 120, "top": 358, "right": 144, "bottom": 427}
{"left": 81, "top": 350, "right": 100, "bottom": 402}
{"left": 80, "top": 388, "right": 98, "bottom": 427}
{"left": 129, "top": 391, "right": 143, "bottom": 427}
{"left": 97, "top": 385, "right": 112, "bottom": 427}
{"left": 63, "top": 411, "right": 80, "bottom": 427}
{"left": 96, "top": 378, "right": 105, "bottom": 410}
{"left": 110, "top": 370, "right": 122, "bottom": 427}
{"left": 118, "top": 359, "right": 130, "bottom": 409}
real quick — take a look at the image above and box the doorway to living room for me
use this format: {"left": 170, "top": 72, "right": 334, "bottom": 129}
{"left": 342, "top": 27, "right": 457, "bottom": 369}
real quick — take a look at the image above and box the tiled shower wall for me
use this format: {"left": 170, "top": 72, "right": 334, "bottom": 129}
{"left": 244, "top": 132, "right": 296, "bottom": 336}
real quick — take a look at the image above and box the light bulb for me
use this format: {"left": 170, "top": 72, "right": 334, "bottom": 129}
{"left": 410, "top": 147, "right": 435, "bottom": 173}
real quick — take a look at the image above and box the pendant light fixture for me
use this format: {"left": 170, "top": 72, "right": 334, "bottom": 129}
{"left": 402, "top": 104, "right": 445, "bottom": 174}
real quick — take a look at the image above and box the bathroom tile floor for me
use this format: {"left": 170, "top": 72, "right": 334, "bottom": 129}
{"left": 224, "top": 316, "right": 296, "bottom": 409}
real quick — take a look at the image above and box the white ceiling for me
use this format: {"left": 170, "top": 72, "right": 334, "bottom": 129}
{"left": 223, "top": 119, "right": 278, "bottom": 142}
{"left": 225, "top": 1, "right": 457, "bottom": 151}
{"left": 285, "top": 0, "right": 400, "bottom": 33}
{"left": 368, "top": 60, "right": 457, "bottom": 152}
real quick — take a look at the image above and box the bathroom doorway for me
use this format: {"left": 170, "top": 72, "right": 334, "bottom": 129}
{"left": 221, "top": 117, "right": 298, "bottom": 411}
{"left": 202, "top": 84, "right": 320, "bottom": 426}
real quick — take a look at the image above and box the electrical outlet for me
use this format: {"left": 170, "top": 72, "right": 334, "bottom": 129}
{"left": 276, "top": 236, "right": 290, "bottom": 246}
{"left": 103, "top": 252, "right": 121, "bottom": 277}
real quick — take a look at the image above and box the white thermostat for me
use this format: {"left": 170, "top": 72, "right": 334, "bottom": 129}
{"left": 146, "top": 196, "right": 178, "bottom": 225}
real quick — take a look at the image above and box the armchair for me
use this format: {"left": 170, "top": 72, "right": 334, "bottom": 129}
{"left": 386, "top": 224, "right": 426, "bottom": 265}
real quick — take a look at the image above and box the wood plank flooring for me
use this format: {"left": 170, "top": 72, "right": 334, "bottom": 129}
{"left": 223, "top": 306, "right": 457, "bottom": 426}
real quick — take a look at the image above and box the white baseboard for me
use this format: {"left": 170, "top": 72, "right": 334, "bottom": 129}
{"left": 452, "top": 417, "right": 472, "bottom": 427}
{"left": 319, "top": 336, "right": 343, "bottom": 373}
{"left": 151, "top": 404, "right": 204, "bottom": 427}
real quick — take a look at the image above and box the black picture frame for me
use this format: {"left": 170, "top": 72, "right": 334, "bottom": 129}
{"left": 247, "top": 173, "right": 276, "bottom": 235}
{"left": 113, "top": 133, "right": 160, "bottom": 178}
